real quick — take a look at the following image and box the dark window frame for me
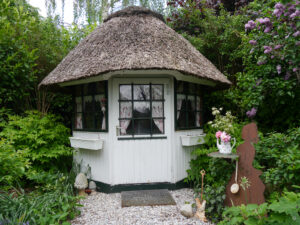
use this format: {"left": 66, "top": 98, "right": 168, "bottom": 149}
{"left": 72, "top": 81, "right": 108, "bottom": 132}
{"left": 118, "top": 83, "right": 165, "bottom": 136}
{"left": 174, "top": 79, "right": 204, "bottom": 130}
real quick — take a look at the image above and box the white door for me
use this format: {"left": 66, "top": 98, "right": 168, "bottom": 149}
{"left": 110, "top": 78, "right": 172, "bottom": 185}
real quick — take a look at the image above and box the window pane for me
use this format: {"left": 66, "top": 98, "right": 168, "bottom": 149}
{"left": 152, "top": 102, "right": 163, "bottom": 117}
{"left": 177, "top": 110, "right": 186, "bottom": 128}
{"left": 120, "top": 85, "right": 132, "bottom": 100}
{"left": 196, "top": 96, "right": 201, "bottom": 111}
{"left": 75, "top": 113, "right": 82, "bottom": 129}
{"left": 134, "top": 119, "right": 151, "bottom": 135}
{"left": 75, "top": 97, "right": 82, "bottom": 112}
{"left": 153, "top": 119, "right": 164, "bottom": 134}
{"left": 74, "top": 85, "right": 82, "bottom": 96}
{"left": 134, "top": 85, "right": 150, "bottom": 100}
{"left": 84, "top": 113, "right": 94, "bottom": 129}
{"left": 84, "top": 96, "right": 93, "bottom": 113}
{"left": 196, "top": 112, "right": 201, "bottom": 127}
{"left": 95, "top": 81, "right": 105, "bottom": 94}
{"left": 152, "top": 85, "right": 163, "bottom": 100}
{"left": 120, "top": 102, "right": 132, "bottom": 118}
{"left": 83, "top": 83, "right": 95, "bottom": 95}
{"left": 176, "top": 81, "right": 184, "bottom": 93}
{"left": 188, "top": 83, "right": 196, "bottom": 94}
{"left": 187, "top": 111, "right": 196, "bottom": 127}
{"left": 187, "top": 95, "right": 195, "bottom": 111}
{"left": 133, "top": 102, "right": 150, "bottom": 118}
{"left": 95, "top": 95, "right": 106, "bottom": 130}
{"left": 177, "top": 94, "right": 185, "bottom": 111}
{"left": 120, "top": 119, "right": 132, "bottom": 135}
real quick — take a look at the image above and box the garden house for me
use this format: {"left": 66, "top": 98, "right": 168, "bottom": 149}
{"left": 40, "top": 6, "right": 231, "bottom": 192}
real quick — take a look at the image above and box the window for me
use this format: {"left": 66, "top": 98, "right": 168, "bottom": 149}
{"left": 175, "top": 80, "right": 203, "bottom": 130}
{"left": 73, "top": 81, "right": 108, "bottom": 131}
{"left": 119, "top": 84, "right": 164, "bottom": 136}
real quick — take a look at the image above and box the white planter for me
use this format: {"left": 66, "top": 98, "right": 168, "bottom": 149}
{"left": 69, "top": 137, "right": 104, "bottom": 150}
{"left": 180, "top": 134, "right": 206, "bottom": 147}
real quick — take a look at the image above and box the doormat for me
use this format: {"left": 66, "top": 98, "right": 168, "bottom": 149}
{"left": 121, "top": 189, "right": 176, "bottom": 207}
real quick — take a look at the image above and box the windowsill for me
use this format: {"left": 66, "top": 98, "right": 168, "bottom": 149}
{"left": 175, "top": 127, "right": 203, "bottom": 131}
{"left": 73, "top": 129, "right": 108, "bottom": 132}
{"left": 118, "top": 135, "right": 167, "bottom": 140}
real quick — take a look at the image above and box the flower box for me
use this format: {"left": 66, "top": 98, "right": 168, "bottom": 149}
{"left": 180, "top": 134, "right": 206, "bottom": 147}
{"left": 69, "top": 137, "right": 104, "bottom": 150}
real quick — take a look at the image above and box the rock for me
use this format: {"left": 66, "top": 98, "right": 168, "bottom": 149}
{"left": 180, "top": 204, "right": 193, "bottom": 218}
{"left": 89, "top": 181, "right": 97, "bottom": 190}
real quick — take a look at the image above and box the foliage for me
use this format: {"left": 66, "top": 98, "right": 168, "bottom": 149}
{"left": 0, "top": 111, "right": 73, "bottom": 182}
{"left": 254, "top": 127, "right": 300, "bottom": 194}
{"left": 230, "top": 0, "right": 300, "bottom": 130}
{"left": 0, "top": 172, "right": 81, "bottom": 225}
{"left": 185, "top": 108, "right": 244, "bottom": 222}
{"left": 219, "top": 191, "right": 300, "bottom": 225}
{"left": 0, "top": 140, "right": 30, "bottom": 188}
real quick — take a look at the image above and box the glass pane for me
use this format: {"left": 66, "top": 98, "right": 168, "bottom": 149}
{"left": 133, "top": 102, "right": 150, "bottom": 118}
{"left": 152, "top": 102, "right": 163, "bottom": 117}
{"left": 134, "top": 85, "right": 150, "bottom": 100}
{"left": 177, "top": 110, "right": 186, "bottom": 128}
{"left": 120, "top": 120, "right": 132, "bottom": 135}
{"left": 120, "top": 85, "right": 132, "bottom": 100}
{"left": 196, "top": 96, "right": 201, "bottom": 111}
{"left": 83, "top": 83, "right": 95, "bottom": 95}
{"left": 177, "top": 94, "right": 185, "bottom": 111}
{"left": 187, "top": 111, "right": 196, "bottom": 127}
{"left": 120, "top": 102, "right": 132, "bottom": 118}
{"left": 187, "top": 95, "right": 196, "bottom": 111}
{"left": 84, "top": 113, "right": 94, "bottom": 129}
{"left": 74, "top": 85, "right": 82, "bottom": 96}
{"left": 95, "top": 81, "right": 105, "bottom": 94}
{"left": 75, "top": 113, "right": 82, "bottom": 129}
{"left": 84, "top": 96, "right": 93, "bottom": 112}
{"left": 176, "top": 81, "right": 184, "bottom": 93}
{"left": 95, "top": 110, "right": 104, "bottom": 130}
{"left": 196, "top": 112, "right": 201, "bottom": 127}
{"left": 75, "top": 97, "right": 82, "bottom": 112}
{"left": 153, "top": 119, "right": 164, "bottom": 134}
{"left": 188, "top": 83, "right": 196, "bottom": 94}
{"left": 134, "top": 119, "right": 151, "bottom": 135}
{"left": 152, "top": 85, "right": 163, "bottom": 100}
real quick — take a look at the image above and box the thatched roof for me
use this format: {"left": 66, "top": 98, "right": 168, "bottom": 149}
{"left": 39, "top": 6, "right": 231, "bottom": 88}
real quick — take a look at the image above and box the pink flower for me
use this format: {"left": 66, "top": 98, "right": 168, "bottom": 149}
{"left": 216, "top": 131, "right": 222, "bottom": 139}
{"left": 249, "top": 40, "right": 257, "bottom": 45}
{"left": 220, "top": 132, "right": 231, "bottom": 143}
{"left": 277, "top": 65, "right": 282, "bottom": 74}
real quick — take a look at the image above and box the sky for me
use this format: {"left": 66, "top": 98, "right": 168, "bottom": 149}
{"left": 28, "top": 0, "right": 74, "bottom": 24}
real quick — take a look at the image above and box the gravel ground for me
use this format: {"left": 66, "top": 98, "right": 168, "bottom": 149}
{"left": 71, "top": 188, "right": 213, "bottom": 225}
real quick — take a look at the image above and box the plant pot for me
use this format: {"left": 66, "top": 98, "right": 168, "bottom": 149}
{"left": 69, "top": 137, "right": 104, "bottom": 150}
{"left": 180, "top": 134, "right": 206, "bottom": 146}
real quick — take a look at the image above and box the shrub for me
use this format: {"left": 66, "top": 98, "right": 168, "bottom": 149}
{"left": 0, "top": 111, "right": 73, "bottom": 179}
{"left": 219, "top": 191, "right": 300, "bottom": 225}
{"left": 254, "top": 127, "right": 300, "bottom": 194}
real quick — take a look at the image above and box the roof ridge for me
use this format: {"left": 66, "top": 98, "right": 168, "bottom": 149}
{"left": 104, "top": 6, "right": 165, "bottom": 23}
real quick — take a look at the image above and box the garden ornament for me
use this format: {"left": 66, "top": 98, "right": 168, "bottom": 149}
{"left": 194, "top": 170, "right": 207, "bottom": 222}
{"left": 216, "top": 131, "right": 236, "bottom": 154}
{"left": 230, "top": 160, "right": 240, "bottom": 194}
{"left": 74, "top": 173, "right": 88, "bottom": 196}
{"left": 225, "top": 123, "right": 265, "bottom": 206}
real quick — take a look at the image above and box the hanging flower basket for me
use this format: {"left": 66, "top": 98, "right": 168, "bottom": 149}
{"left": 216, "top": 131, "right": 236, "bottom": 154}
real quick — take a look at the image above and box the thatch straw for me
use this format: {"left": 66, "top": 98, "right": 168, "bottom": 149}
{"left": 39, "top": 6, "right": 231, "bottom": 88}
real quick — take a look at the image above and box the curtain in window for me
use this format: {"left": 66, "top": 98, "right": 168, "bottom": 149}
{"left": 152, "top": 103, "right": 164, "bottom": 133}
{"left": 76, "top": 115, "right": 82, "bottom": 129}
{"left": 154, "top": 119, "right": 164, "bottom": 133}
{"left": 120, "top": 102, "right": 132, "bottom": 134}
{"left": 177, "top": 94, "right": 185, "bottom": 119}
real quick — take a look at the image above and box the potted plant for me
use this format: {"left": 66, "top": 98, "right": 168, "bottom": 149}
{"left": 216, "top": 131, "right": 236, "bottom": 154}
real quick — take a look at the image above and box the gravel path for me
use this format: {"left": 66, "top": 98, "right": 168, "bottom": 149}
{"left": 71, "top": 188, "right": 213, "bottom": 225}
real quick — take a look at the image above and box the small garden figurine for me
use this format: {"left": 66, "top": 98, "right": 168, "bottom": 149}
{"left": 74, "top": 173, "right": 88, "bottom": 196}
{"left": 195, "top": 170, "right": 207, "bottom": 222}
